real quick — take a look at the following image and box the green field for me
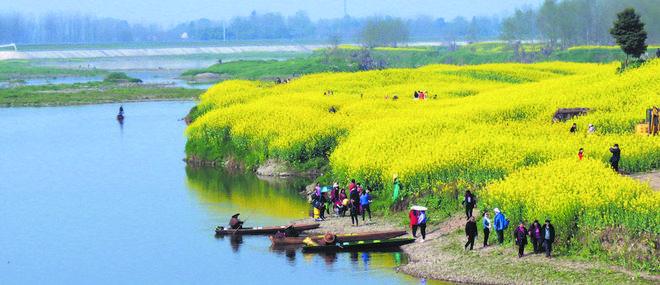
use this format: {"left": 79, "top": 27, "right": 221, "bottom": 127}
{"left": 0, "top": 82, "right": 202, "bottom": 107}
{"left": 183, "top": 43, "right": 660, "bottom": 81}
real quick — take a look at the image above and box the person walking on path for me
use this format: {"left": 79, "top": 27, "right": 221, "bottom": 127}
{"left": 493, "top": 208, "right": 509, "bottom": 244}
{"left": 462, "top": 190, "right": 477, "bottom": 219}
{"left": 349, "top": 186, "right": 360, "bottom": 226}
{"left": 514, "top": 221, "right": 528, "bottom": 258}
{"left": 541, "top": 219, "right": 556, "bottom": 258}
{"left": 483, "top": 211, "right": 492, "bottom": 247}
{"left": 410, "top": 206, "right": 427, "bottom": 242}
{"left": 610, "top": 144, "right": 621, "bottom": 172}
{"left": 360, "top": 189, "right": 372, "bottom": 222}
{"left": 529, "top": 220, "right": 542, "bottom": 254}
{"left": 465, "top": 216, "right": 478, "bottom": 250}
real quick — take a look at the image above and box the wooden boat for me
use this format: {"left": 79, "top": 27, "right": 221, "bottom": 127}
{"left": 215, "top": 223, "right": 320, "bottom": 235}
{"left": 302, "top": 237, "right": 416, "bottom": 252}
{"left": 269, "top": 230, "right": 407, "bottom": 246}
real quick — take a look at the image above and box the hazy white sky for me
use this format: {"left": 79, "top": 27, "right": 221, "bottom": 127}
{"left": 5, "top": 0, "right": 543, "bottom": 25}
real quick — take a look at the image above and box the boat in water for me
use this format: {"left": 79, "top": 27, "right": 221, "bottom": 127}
{"left": 302, "top": 237, "right": 416, "bottom": 252}
{"left": 269, "top": 230, "right": 407, "bottom": 246}
{"left": 215, "top": 223, "right": 320, "bottom": 235}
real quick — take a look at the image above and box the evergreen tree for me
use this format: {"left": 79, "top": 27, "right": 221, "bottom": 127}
{"left": 610, "top": 8, "right": 647, "bottom": 62}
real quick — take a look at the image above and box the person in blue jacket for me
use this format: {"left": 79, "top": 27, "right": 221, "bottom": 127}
{"left": 493, "top": 208, "right": 509, "bottom": 244}
{"left": 360, "top": 189, "right": 372, "bottom": 221}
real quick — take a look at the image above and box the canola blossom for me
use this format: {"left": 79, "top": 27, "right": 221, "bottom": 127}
{"left": 186, "top": 60, "right": 660, "bottom": 239}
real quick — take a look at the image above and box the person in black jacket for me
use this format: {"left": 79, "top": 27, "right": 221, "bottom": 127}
{"left": 541, "top": 219, "right": 556, "bottom": 258}
{"left": 462, "top": 190, "right": 477, "bottom": 219}
{"left": 609, "top": 144, "right": 621, "bottom": 172}
{"left": 514, "top": 221, "right": 528, "bottom": 258}
{"left": 569, "top": 123, "right": 577, "bottom": 133}
{"left": 464, "top": 216, "right": 478, "bottom": 250}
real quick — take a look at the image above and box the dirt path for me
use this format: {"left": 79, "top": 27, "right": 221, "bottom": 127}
{"left": 295, "top": 211, "right": 659, "bottom": 284}
{"left": 628, "top": 170, "right": 660, "bottom": 191}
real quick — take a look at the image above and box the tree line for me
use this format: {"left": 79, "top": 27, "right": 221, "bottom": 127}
{"left": 500, "top": 0, "right": 659, "bottom": 47}
{"left": 0, "top": 11, "right": 500, "bottom": 45}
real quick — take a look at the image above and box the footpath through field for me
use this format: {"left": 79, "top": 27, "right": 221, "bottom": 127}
{"left": 298, "top": 212, "right": 659, "bottom": 284}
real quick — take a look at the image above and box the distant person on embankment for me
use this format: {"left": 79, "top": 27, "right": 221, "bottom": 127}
{"left": 229, "top": 213, "right": 244, "bottom": 229}
{"left": 609, "top": 144, "right": 621, "bottom": 172}
{"left": 493, "top": 208, "right": 509, "bottom": 244}
{"left": 464, "top": 216, "right": 478, "bottom": 250}
{"left": 392, "top": 175, "right": 401, "bottom": 202}
{"left": 514, "top": 221, "right": 528, "bottom": 258}
{"left": 541, "top": 219, "right": 556, "bottom": 258}
{"left": 462, "top": 190, "right": 477, "bottom": 219}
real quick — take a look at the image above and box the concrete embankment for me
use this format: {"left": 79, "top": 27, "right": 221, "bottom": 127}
{"left": 0, "top": 44, "right": 329, "bottom": 60}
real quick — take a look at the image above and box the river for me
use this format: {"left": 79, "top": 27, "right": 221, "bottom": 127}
{"left": 0, "top": 102, "right": 433, "bottom": 284}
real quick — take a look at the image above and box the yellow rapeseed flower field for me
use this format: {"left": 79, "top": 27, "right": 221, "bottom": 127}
{"left": 186, "top": 60, "right": 659, "bottom": 238}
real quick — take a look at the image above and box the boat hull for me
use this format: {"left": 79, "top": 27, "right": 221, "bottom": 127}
{"left": 302, "top": 238, "right": 416, "bottom": 252}
{"left": 215, "top": 223, "right": 320, "bottom": 235}
{"left": 269, "top": 230, "right": 407, "bottom": 246}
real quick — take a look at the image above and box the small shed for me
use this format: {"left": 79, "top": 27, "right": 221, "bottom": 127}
{"left": 552, "top": 108, "right": 590, "bottom": 122}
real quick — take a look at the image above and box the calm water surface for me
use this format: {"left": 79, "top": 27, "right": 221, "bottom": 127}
{"left": 0, "top": 102, "right": 433, "bottom": 284}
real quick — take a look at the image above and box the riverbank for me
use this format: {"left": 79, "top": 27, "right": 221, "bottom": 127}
{"left": 295, "top": 213, "right": 659, "bottom": 284}
{"left": 0, "top": 82, "right": 202, "bottom": 107}
{"left": 181, "top": 43, "right": 660, "bottom": 81}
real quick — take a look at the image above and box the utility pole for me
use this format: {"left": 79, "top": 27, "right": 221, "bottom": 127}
{"left": 344, "top": 0, "right": 348, "bottom": 17}
{"left": 223, "top": 20, "right": 226, "bottom": 42}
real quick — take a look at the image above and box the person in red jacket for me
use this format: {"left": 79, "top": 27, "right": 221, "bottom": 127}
{"left": 409, "top": 209, "right": 419, "bottom": 237}
{"left": 578, "top": 148, "right": 584, "bottom": 160}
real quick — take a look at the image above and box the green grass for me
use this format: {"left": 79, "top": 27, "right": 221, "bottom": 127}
{"left": 0, "top": 82, "right": 202, "bottom": 107}
{"left": 0, "top": 60, "right": 105, "bottom": 81}
{"left": 183, "top": 43, "right": 658, "bottom": 81}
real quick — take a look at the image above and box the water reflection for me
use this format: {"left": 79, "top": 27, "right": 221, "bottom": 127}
{"left": 185, "top": 167, "right": 311, "bottom": 222}
{"left": 213, "top": 234, "right": 244, "bottom": 253}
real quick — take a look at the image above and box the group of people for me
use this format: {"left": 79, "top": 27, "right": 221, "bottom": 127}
{"left": 575, "top": 143, "right": 621, "bottom": 172}
{"left": 462, "top": 199, "right": 557, "bottom": 258}
{"left": 310, "top": 179, "right": 373, "bottom": 226}
{"left": 570, "top": 123, "right": 622, "bottom": 172}
{"left": 569, "top": 122, "right": 596, "bottom": 134}
{"left": 413, "top": 90, "right": 437, "bottom": 100}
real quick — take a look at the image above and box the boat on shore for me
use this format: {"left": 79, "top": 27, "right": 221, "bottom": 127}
{"left": 215, "top": 223, "right": 320, "bottom": 235}
{"left": 302, "top": 237, "right": 416, "bottom": 253}
{"left": 269, "top": 230, "right": 407, "bottom": 246}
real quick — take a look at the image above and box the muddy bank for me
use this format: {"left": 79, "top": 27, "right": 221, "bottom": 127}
{"left": 292, "top": 213, "right": 659, "bottom": 285}
{"left": 185, "top": 157, "right": 321, "bottom": 179}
